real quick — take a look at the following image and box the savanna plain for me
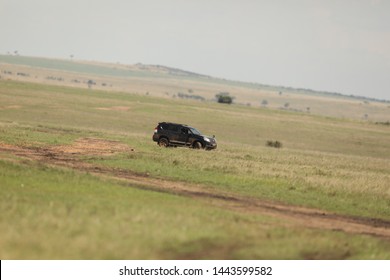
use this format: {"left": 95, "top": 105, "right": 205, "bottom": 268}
{"left": 0, "top": 62, "right": 390, "bottom": 259}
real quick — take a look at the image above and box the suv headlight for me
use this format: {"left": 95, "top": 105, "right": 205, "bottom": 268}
{"left": 203, "top": 137, "right": 210, "bottom": 142}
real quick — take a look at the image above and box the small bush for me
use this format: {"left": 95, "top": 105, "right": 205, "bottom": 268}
{"left": 266, "top": 140, "right": 283, "bottom": 148}
{"left": 375, "top": 121, "right": 390, "bottom": 126}
{"left": 216, "top": 92, "right": 234, "bottom": 104}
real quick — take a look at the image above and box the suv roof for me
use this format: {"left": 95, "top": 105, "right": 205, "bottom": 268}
{"left": 159, "top": 122, "right": 189, "bottom": 127}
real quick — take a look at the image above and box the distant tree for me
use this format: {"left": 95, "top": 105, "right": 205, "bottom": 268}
{"left": 87, "top": 79, "right": 95, "bottom": 89}
{"left": 279, "top": 91, "right": 283, "bottom": 96}
{"left": 306, "top": 107, "right": 311, "bottom": 113}
{"left": 284, "top": 102, "right": 290, "bottom": 108}
{"left": 261, "top": 99, "right": 268, "bottom": 107}
{"left": 216, "top": 92, "right": 234, "bottom": 104}
{"left": 188, "top": 89, "right": 193, "bottom": 94}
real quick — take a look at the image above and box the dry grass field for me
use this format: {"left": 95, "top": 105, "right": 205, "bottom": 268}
{"left": 0, "top": 56, "right": 389, "bottom": 259}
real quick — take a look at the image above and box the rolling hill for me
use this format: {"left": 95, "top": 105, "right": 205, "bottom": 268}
{"left": 1, "top": 54, "right": 389, "bottom": 122}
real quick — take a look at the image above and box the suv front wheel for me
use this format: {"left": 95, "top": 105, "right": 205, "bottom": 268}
{"left": 193, "top": 141, "right": 203, "bottom": 149}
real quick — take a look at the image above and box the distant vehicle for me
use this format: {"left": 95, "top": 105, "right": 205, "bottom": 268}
{"left": 152, "top": 122, "right": 217, "bottom": 150}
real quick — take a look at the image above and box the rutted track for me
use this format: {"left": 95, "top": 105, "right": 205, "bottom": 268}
{"left": 1, "top": 140, "right": 390, "bottom": 239}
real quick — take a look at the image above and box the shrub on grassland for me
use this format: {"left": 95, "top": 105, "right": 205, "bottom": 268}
{"left": 266, "top": 140, "right": 282, "bottom": 148}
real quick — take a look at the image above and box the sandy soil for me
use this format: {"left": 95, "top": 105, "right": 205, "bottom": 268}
{"left": 1, "top": 139, "right": 389, "bottom": 239}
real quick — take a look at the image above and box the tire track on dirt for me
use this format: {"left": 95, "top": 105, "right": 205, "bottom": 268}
{"left": 1, "top": 141, "right": 390, "bottom": 239}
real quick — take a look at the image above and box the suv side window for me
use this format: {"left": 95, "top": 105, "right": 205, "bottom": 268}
{"left": 167, "top": 124, "right": 179, "bottom": 131}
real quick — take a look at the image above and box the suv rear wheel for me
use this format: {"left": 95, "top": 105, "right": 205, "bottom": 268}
{"left": 158, "top": 137, "right": 169, "bottom": 147}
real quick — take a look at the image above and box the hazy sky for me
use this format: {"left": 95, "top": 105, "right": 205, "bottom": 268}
{"left": 1, "top": 0, "right": 390, "bottom": 100}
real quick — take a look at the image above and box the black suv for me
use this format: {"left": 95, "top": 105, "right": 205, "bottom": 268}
{"left": 153, "top": 122, "right": 217, "bottom": 150}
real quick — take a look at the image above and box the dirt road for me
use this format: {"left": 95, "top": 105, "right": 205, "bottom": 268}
{"left": 1, "top": 139, "right": 389, "bottom": 239}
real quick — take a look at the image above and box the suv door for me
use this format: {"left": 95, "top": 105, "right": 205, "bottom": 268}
{"left": 177, "top": 127, "right": 190, "bottom": 146}
{"left": 168, "top": 125, "right": 187, "bottom": 146}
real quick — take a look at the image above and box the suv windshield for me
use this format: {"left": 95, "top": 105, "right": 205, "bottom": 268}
{"left": 189, "top": 127, "right": 201, "bottom": 135}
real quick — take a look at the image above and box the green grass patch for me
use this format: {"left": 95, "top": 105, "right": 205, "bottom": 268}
{"left": 1, "top": 159, "right": 389, "bottom": 259}
{"left": 89, "top": 141, "right": 390, "bottom": 221}
{"left": 0, "top": 123, "right": 84, "bottom": 147}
